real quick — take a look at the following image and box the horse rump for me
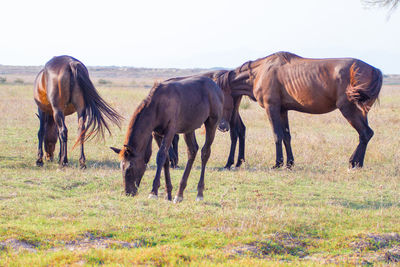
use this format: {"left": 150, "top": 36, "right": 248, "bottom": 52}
{"left": 346, "top": 61, "right": 383, "bottom": 113}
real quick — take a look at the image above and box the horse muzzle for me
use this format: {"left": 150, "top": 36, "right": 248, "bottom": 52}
{"left": 218, "top": 120, "right": 230, "bottom": 132}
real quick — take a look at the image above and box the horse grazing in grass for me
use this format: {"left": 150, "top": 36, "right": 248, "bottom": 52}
{"left": 34, "top": 55, "right": 122, "bottom": 168}
{"left": 168, "top": 70, "right": 247, "bottom": 169}
{"left": 111, "top": 76, "right": 229, "bottom": 202}
{"left": 216, "top": 52, "right": 382, "bottom": 169}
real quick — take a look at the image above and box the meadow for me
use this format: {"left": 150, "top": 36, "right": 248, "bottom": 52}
{"left": 0, "top": 71, "right": 399, "bottom": 266}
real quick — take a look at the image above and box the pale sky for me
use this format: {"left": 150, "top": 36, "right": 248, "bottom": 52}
{"left": 1, "top": 0, "right": 399, "bottom": 73}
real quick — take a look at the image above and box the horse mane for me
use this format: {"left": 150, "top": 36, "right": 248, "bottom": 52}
{"left": 272, "top": 51, "right": 302, "bottom": 64}
{"left": 237, "top": 52, "right": 302, "bottom": 72}
{"left": 123, "top": 82, "right": 159, "bottom": 145}
{"left": 214, "top": 71, "right": 232, "bottom": 92}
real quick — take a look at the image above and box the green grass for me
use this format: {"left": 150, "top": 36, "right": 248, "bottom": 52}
{"left": 0, "top": 83, "right": 400, "bottom": 266}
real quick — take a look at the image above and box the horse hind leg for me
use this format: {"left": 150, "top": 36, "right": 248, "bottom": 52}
{"left": 339, "top": 103, "right": 374, "bottom": 168}
{"left": 169, "top": 134, "right": 179, "bottom": 168}
{"left": 53, "top": 110, "right": 68, "bottom": 167}
{"left": 77, "top": 110, "right": 87, "bottom": 169}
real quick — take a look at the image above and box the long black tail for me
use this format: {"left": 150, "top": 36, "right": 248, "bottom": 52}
{"left": 70, "top": 61, "right": 123, "bottom": 141}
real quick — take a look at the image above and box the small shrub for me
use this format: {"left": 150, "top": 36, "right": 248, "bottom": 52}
{"left": 14, "top": 78, "right": 24, "bottom": 84}
{"left": 240, "top": 98, "right": 251, "bottom": 110}
{"left": 0, "top": 77, "right": 6, "bottom": 84}
{"left": 98, "top": 79, "right": 112, "bottom": 85}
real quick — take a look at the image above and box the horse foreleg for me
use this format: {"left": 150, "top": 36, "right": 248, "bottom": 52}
{"left": 54, "top": 110, "right": 68, "bottom": 167}
{"left": 154, "top": 133, "right": 173, "bottom": 201}
{"left": 149, "top": 132, "right": 174, "bottom": 199}
{"left": 266, "top": 105, "right": 284, "bottom": 169}
{"left": 339, "top": 103, "right": 373, "bottom": 168}
{"left": 224, "top": 120, "right": 238, "bottom": 169}
{"left": 236, "top": 114, "right": 246, "bottom": 168}
{"left": 36, "top": 109, "right": 45, "bottom": 167}
{"left": 77, "top": 110, "right": 87, "bottom": 169}
{"left": 197, "top": 120, "right": 217, "bottom": 201}
{"left": 174, "top": 131, "right": 198, "bottom": 203}
{"left": 280, "top": 110, "right": 294, "bottom": 168}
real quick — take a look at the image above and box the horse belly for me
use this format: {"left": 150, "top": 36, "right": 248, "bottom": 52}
{"left": 176, "top": 105, "right": 209, "bottom": 133}
{"left": 284, "top": 86, "right": 336, "bottom": 114}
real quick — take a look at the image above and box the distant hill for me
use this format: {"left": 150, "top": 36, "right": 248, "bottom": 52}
{"left": 0, "top": 64, "right": 398, "bottom": 85}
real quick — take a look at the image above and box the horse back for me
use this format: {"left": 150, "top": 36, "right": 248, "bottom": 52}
{"left": 270, "top": 58, "right": 360, "bottom": 113}
{"left": 156, "top": 76, "right": 223, "bottom": 133}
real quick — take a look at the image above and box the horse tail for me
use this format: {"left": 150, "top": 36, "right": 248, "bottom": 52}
{"left": 346, "top": 61, "right": 383, "bottom": 113}
{"left": 69, "top": 61, "right": 123, "bottom": 142}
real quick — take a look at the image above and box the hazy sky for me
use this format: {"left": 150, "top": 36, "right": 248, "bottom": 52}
{"left": 1, "top": 0, "right": 399, "bottom": 73}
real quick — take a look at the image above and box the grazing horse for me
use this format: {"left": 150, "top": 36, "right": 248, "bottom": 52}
{"left": 111, "top": 76, "right": 230, "bottom": 202}
{"left": 168, "top": 70, "right": 247, "bottom": 169}
{"left": 216, "top": 52, "right": 382, "bottom": 168}
{"left": 34, "top": 55, "right": 122, "bottom": 168}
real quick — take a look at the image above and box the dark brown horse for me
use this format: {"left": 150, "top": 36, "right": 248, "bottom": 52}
{"left": 34, "top": 55, "right": 122, "bottom": 168}
{"left": 111, "top": 76, "right": 229, "bottom": 202}
{"left": 168, "top": 70, "right": 247, "bottom": 169}
{"left": 217, "top": 52, "right": 382, "bottom": 169}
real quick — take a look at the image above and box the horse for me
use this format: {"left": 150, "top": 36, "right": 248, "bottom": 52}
{"left": 110, "top": 76, "right": 230, "bottom": 202}
{"left": 216, "top": 52, "right": 383, "bottom": 169}
{"left": 34, "top": 55, "right": 122, "bottom": 168}
{"left": 168, "top": 70, "right": 247, "bottom": 169}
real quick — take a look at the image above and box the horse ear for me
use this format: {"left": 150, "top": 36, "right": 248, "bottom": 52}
{"left": 110, "top": 147, "right": 121, "bottom": 154}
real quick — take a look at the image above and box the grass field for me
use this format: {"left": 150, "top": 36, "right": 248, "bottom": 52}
{"left": 0, "top": 78, "right": 400, "bottom": 266}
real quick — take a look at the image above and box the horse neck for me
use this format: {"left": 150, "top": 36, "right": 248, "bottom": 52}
{"left": 125, "top": 108, "right": 155, "bottom": 154}
{"left": 229, "top": 66, "right": 258, "bottom": 99}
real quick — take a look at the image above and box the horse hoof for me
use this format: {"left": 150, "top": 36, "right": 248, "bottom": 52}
{"left": 148, "top": 193, "right": 158, "bottom": 200}
{"left": 80, "top": 164, "right": 87, "bottom": 170}
{"left": 286, "top": 162, "right": 294, "bottom": 170}
{"left": 271, "top": 164, "right": 283, "bottom": 169}
{"left": 196, "top": 196, "right": 204, "bottom": 202}
{"left": 36, "top": 160, "right": 43, "bottom": 167}
{"left": 173, "top": 196, "right": 183, "bottom": 203}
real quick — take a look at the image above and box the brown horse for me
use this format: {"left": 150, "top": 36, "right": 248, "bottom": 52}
{"left": 34, "top": 55, "right": 122, "bottom": 168}
{"left": 168, "top": 70, "right": 247, "bottom": 169}
{"left": 217, "top": 52, "right": 382, "bottom": 169}
{"left": 110, "top": 76, "right": 229, "bottom": 202}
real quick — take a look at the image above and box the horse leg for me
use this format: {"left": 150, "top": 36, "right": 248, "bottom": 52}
{"left": 266, "top": 104, "right": 284, "bottom": 168}
{"left": 149, "top": 131, "right": 175, "bottom": 198}
{"left": 169, "top": 134, "right": 179, "bottom": 168}
{"left": 339, "top": 104, "right": 374, "bottom": 168}
{"left": 280, "top": 110, "right": 294, "bottom": 168}
{"left": 174, "top": 131, "right": 198, "bottom": 203}
{"left": 53, "top": 110, "right": 68, "bottom": 167}
{"left": 77, "top": 110, "right": 87, "bottom": 169}
{"left": 36, "top": 109, "right": 45, "bottom": 167}
{"left": 236, "top": 114, "right": 246, "bottom": 168}
{"left": 154, "top": 133, "right": 173, "bottom": 201}
{"left": 197, "top": 119, "right": 218, "bottom": 201}
{"left": 224, "top": 120, "right": 238, "bottom": 169}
